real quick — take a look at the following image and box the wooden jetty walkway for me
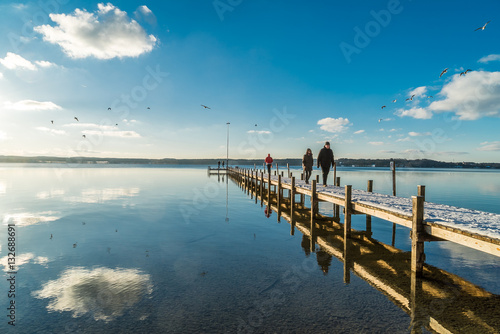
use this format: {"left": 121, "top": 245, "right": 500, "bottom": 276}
{"left": 228, "top": 167, "right": 500, "bottom": 277}
{"left": 225, "top": 176, "right": 500, "bottom": 333}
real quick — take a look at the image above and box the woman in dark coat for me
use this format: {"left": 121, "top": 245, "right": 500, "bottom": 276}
{"left": 302, "top": 148, "right": 313, "bottom": 184}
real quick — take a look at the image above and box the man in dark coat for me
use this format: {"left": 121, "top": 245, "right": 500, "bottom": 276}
{"left": 317, "top": 141, "right": 335, "bottom": 186}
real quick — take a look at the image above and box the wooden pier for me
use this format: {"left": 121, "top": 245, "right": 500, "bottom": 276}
{"left": 225, "top": 168, "right": 500, "bottom": 333}
{"left": 228, "top": 167, "right": 500, "bottom": 278}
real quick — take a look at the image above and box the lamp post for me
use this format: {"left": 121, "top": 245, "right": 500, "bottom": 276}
{"left": 226, "top": 122, "right": 230, "bottom": 168}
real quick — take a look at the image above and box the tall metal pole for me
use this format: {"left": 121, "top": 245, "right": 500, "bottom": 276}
{"left": 226, "top": 122, "right": 230, "bottom": 168}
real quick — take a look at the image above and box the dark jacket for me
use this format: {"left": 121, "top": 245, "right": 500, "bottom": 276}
{"left": 302, "top": 153, "right": 313, "bottom": 171}
{"left": 317, "top": 147, "right": 334, "bottom": 169}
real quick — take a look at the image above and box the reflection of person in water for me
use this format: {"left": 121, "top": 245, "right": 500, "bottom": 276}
{"left": 316, "top": 250, "right": 332, "bottom": 275}
{"left": 301, "top": 235, "right": 311, "bottom": 257}
{"left": 264, "top": 206, "right": 272, "bottom": 218}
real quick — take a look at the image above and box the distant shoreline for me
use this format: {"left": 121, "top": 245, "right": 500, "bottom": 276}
{"left": 0, "top": 155, "right": 498, "bottom": 169}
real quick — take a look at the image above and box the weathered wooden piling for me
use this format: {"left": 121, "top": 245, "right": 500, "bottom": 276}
{"left": 310, "top": 179, "right": 317, "bottom": 252}
{"left": 290, "top": 176, "right": 296, "bottom": 235}
{"left": 366, "top": 180, "right": 373, "bottom": 236}
{"left": 344, "top": 185, "right": 352, "bottom": 239}
{"left": 411, "top": 196, "right": 425, "bottom": 277}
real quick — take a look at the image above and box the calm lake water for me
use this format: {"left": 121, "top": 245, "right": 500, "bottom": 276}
{"left": 0, "top": 164, "right": 499, "bottom": 333}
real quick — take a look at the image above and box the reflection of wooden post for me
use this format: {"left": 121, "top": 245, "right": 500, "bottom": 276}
{"left": 411, "top": 196, "right": 425, "bottom": 277}
{"left": 410, "top": 271, "right": 425, "bottom": 333}
{"left": 366, "top": 180, "right": 373, "bottom": 237}
{"left": 310, "top": 180, "right": 317, "bottom": 251}
{"left": 344, "top": 185, "right": 352, "bottom": 239}
{"left": 343, "top": 239, "right": 351, "bottom": 284}
{"left": 290, "top": 177, "right": 295, "bottom": 235}
{"left": 418, "top": 185, "right": 425, "bottom": 201}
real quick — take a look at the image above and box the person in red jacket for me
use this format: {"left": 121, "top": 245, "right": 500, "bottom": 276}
{"left": 265, "top": 154, "right": 273, "bottom": 174}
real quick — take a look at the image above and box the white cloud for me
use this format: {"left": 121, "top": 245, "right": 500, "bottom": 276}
{"left": 35, "top": 60, "right": 56, "bottom": 68}
{"left": 0, "top": 52, "right": 36, "bottom": 70}
{"left": 428, "top": 71, "right": 500, "bottom": 120}
{"left": 36, "top": 127, "right": 67, "bottom": 135}
{"left": 396, "top": 137, "right": 412, "bottom": 142}
{"left": 247, "top": 130, "right": 271, "bottom": 134}
{"left": 477, "top": 141, "right": 500, "bottom": 151}
{"left": 408, "top": 131, "right": 431, "bottom": 137}
{"left": 134, "top": 5, "right": 157, "bottom": 25}
{"left": 409, "top": 86, "right": 427, "bottom": 99}
{"left": 82, "top": 130, "right": 141, "bottom": 138}
{"left": 368, "top": 141, "right": 384, "bottom": 146}
{"left": 317, "top": 117, "right": 350, "bottom": 133}
{"left": 478, "top": 54, "right": 500, "bottom": 63}
{"left": 4, "top": 100, "right": 62, "bottom": 111}
{"left": 64, "top": 123, "right": 116, "bottom": 130}
{"left": 34, "top": 3, "right": 157, "bottom": 59}
{"left": 0, "top": 72, "right": 3, "bottom": 79}
{"left": 0, "top": 130, "right": 10, "bottom": 141}
{"left": 395, "top": 107, "right": 433, "bottom": 119}
{"left": 353, "top": 130, "right": 365, "bottom": 134}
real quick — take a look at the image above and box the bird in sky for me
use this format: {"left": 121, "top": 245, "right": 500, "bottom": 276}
{"left": 73, "top": 242, "right": 77, "bottom": 248}
{"left": 392, "top": 99, "right": 397, "bottom": 103}
{"left": 51, "top": 120, "right": 54, "bottom": 124}
{"left": 475, "top": 20, "right": 491, "bottom": 31}
{"left": 378, "top": 118, "right": 383, "bottom": 123}
{"left": 410, "top": 94, "right": 415, "bottom": 100}
{"left": 74, "top": 117, "right": 79, "bottom": 121}
{"left": 255, "top": 124, "right": 258, "bottom": 126}
{"left": 147, "top": 107, "right": 150, "bottom": 109}
{"left": 108, "top": 107, "right": 111, "bottom": 110}
{"left": 381, "top": 105, "right": 386, "bottom": 109}
{"left": 440, "top": 68, "right": 448, "bottom": 78}
{"left": 201, "top": 104, "right": 211, "bottom": 109}
{"left": 82, "top": 135, "right": 86, "bottom": 138}
{"left": 465, "top": 69, "right": 472, "bottom": 74}
{"left": 428, "top": 95, "right": 433, "bottom": 98}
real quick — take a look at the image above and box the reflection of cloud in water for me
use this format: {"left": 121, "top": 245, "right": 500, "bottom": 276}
{"left": 0, "top": 253, "right": 49, "bottom": 271}
{"left": 2, "top": 211, "right": 60, "bottom": 226}
{"left": 36, "top": 189, "right": 65, "bottom": 199}
{"left": 65, "top": 188, "right": 140, "bottom": 203}
{"left": 0, "top": 182, "right": 5, "bottom": 194}
{"left": 32, "top": 267, "right": 153, "bottom": 322}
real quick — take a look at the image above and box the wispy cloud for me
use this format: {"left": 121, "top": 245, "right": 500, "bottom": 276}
{"left": 317, "top": 117, "right": 350, "bottom": 133}
{"left": 34, "top": 3, "right": 157, "bottom": 60}
{"left": 4, "top": 100, "right": 62, "bottom": 111}
{"left": 477, "top": 141, "right": 500, "bottom": 151}
{"left": 82, "top": 130, "right": 141, "bottom": 138}
{"left": 478, "top": 54, "right": 500, "bottom": 63}
{"left": 134, "top": 5, "right": 157, "bottom": 25}
{"left": 353, "top": 129, "right": 365, "bottom": 134}
{"left": 368, "top": 141, "right": 384, "bottom": 146}
{"left": 35, "top": 127, "right": 67, "bottom": 135}
{"left": 247, "top": 130, "right": 271, "bottom": 134}
{"left": 408, "top": 131, "right": 431, "bottom": 136}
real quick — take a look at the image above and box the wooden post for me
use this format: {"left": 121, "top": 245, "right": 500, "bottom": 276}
{"left": 418, "top": 185, "right": 425, "bottom": 201}
{"left": 287, "top": 163, "right": 290, "bottom": 178}
{"left": 366, "top": 180, "right": 373, "bottom": 237}
{"left": 344, "top": 185, "right": 352, "bottom": 239}
{"left": 316, "top": 174, "right": 319, "bottom": 184}
{"left": 333, "top": 163, "right": 337, "bottom": 186}
{"left": 260, "top": 172, "right": 264, "bottom": 207}
{"left": 390, "top": 158, "right": 396, "bottom": 196}
{"left": 335, "top": 177, "right": 340, "bottom": 218}
{"left": 277, "top": 175, "right": 282, "bottom": 221}
{"left": 310, "top": 179, "right": 317, "bottom": 252}
{"left": 276, "top": 163, "right": 279, "bottom": 175}
{"left": 290, "top": 177, "right": 295, "bottom": 235}
{"left": 411, "top": 196, "right": 425, "bottom": 277}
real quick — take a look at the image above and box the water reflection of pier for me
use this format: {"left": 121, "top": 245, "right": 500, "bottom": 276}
{"left": 226, "top": 171, "right": 500, "bottom": 334}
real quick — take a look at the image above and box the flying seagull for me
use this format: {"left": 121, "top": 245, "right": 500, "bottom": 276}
{"left": 147, "top": 107, "right": 150, "bottom": 109}
{"left": 378, "top": 118, "right": 383, "bottom": 123}
{"left": 381, "top": 105, "right": 386, "bottom": 109}
{"left": 201, "top": 104, "right": 211, "bottom": 109}
{"left": 74, "top": 117, "right": 79, "bottom": 122}
{"left": 392, "top": 99, "right": 397, "bottom": 103}
{"left": 428, "top": 95, "right": 433, "bottom": 98}
{"left": 255, "top": 124, "right": 258, "bottom": 126}
{"left": 439, "top": 68, "right": 448, "bottom": 78}
{"left": 410, "top": 94, "right": 415, "bottom": 100}
{"left": 465, "top": 69, "right": 472, "bottom": 74}
{"left": 475, "top": 20, "right": 491, "bottom": 31}
{"left": 82, "top": 135, "right": 86, "bottom": 138}
{"left": 108, "top": 107, "right": 111, "bottom": 110}
{"left": 51, "top": 120, "right": 54, "bottom": 124}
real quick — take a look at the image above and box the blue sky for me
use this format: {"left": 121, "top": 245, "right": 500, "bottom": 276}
{"left": 0, "top": 0, "right": 499, "bottom": 162}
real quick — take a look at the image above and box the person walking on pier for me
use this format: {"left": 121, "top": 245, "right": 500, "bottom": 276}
{"left": 317, "top": 141, "right": 335, "bottom": 187}
{"left": 302, "top": 148, "right": 313, "bottom": 184}
{"left": 265, "top": 154, "right": 273, "bottom": 174}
